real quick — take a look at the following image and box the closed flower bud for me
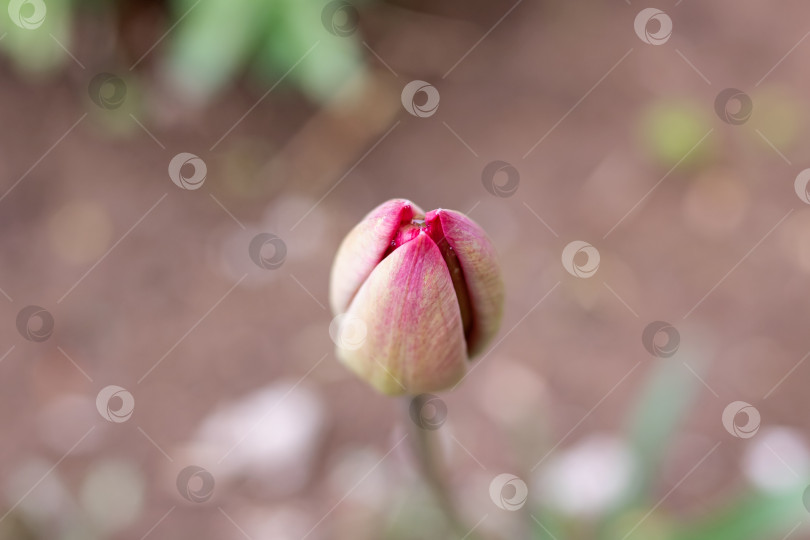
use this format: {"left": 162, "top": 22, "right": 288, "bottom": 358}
{"left": 329, "top": 199, "right": 504, "bottom": 395}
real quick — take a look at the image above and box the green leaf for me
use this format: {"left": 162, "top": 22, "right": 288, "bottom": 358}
{"left": 622, "top": 349, "right": 704, "bottom": 506}
{"left": 253, "top": 0, "right": 366, "bottom": 104}
{"left": 166, "top": 0, "right": 277, "bottom": 102}
{"left": 530, "top": 511, "right": 568, "bottom": 540}
{"left": 597, "top": 344, "right": 706, "bottom": 540}
{"left": 668, "top": 486, "right": 808, "bottom": 540}
{"left": 0, "top": 0, "right": 74, "bottom": 73}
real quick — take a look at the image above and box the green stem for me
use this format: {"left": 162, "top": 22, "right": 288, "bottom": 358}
{"left": 405, "top": 399, "right": 482, "bottom": 539}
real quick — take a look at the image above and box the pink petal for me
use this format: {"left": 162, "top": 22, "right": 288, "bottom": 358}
{"left": 336, "top": 232, "right": 467, "bottom": 395}
{"left": 329, "top": 198, "right": 424, "bottom": 315}
{"left": 428, "top": 209, "right": 504, "bottom": 357}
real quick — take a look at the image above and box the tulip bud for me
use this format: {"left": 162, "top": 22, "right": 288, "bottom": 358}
{"left": 329, "top": 199, "right": 504, "bottom": 395}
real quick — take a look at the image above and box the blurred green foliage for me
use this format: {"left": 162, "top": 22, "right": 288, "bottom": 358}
{"left": 0, "top": 0, "right": 370, "bottom": 104}
{"left": 166, "top": 0, "right": 368, "bottom": 104}
{"left": 0, "top": 0, "right": 73, "bottom": 73}
{"left": 640, "top": 100, "right": 713, "bottom": 169}
{"left": 535, "top": 349, "right": 808, "bottom": 540}
{"left": 383, "top": 350, "right": 808, "bottom": 540}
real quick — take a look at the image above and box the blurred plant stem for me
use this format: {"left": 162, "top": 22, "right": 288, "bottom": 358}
{"left": 404, "top": 399, "right": 488, "bottom": 540}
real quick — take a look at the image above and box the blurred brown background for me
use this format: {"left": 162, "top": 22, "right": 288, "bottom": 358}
{"left": 2, "top": 0, "right": 810, "bottom": 539}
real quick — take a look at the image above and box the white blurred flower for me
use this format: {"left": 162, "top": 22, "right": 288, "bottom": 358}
{"left": 79, "top": 459, "right": 144, "bottom": 534}
{"left": 535, "top": 434, "right": 634, "bottom": 516}
{"left": 221, "top": 505, "right": 313, "bottom": 540}
{"left": 743, "top": 426, "right": 809, "bottom": 491}
{"left": 186, "top": 381, "right": 326, "bottom": 496}
{"left": 5, "top": 459, "right": 74, "bottom": 525}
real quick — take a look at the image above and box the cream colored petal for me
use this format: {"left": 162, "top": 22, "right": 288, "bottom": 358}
{"left": 432, "top": 209, "right": 504, "bottom": 357}
{"left": 329, "top": 198, "right": 424, "bottom": 315}
{"left": 336, "top": 232, "right": 467, "bottom": 395}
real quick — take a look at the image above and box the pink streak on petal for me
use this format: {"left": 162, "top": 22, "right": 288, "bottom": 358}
{"left": 428, "top": 209, "right": 504, "bottom": 357}
{"left": 336, "top": 232, "right": 467, "bottom": 395}
{"left": 329, "top": 198, "right": 424, "bottom": 315}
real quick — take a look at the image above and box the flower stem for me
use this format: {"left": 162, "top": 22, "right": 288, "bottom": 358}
{"left": 405, "top": 400, "right": 481, "bottom": 539}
